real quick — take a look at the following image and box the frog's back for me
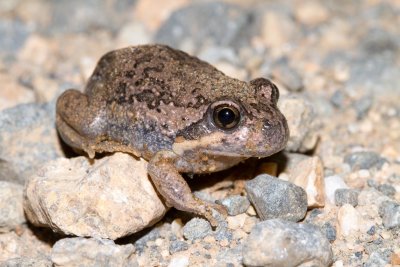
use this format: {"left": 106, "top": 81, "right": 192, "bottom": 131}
{"left": 84, "top": 45, "right": 246, "bottom": 158}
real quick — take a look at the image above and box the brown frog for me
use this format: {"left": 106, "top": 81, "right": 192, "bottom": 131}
{"left": 56, "top": 44, "right": 289, "bottom": 226}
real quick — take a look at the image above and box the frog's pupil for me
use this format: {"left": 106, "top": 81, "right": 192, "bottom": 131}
{"left": 218, "top": 108, "right": 235, "bottom": 126}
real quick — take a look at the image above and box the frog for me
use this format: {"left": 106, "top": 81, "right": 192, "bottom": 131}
{"left": 56, "top": 44, "right": 289, "bottom": 226}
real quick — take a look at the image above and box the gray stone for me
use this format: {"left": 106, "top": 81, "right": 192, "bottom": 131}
{"left": 0, "top": 102, "right": 63, "bottom": 184}
{"left": 242, "top": 219, "right": 333, "bottom": 267}
{"left": 379, "top": 201, "right": 400, "bottom": 229}
{"left": 245, "top": 174, "right": 307, "bottom": 222}
{"left": 271, "top": 58, "right": 304, "bottom": 92}
{"left": 278, "top": 95, "right": 319, "bottom": 152}
{"left": 344, "top": 151, "right": 387, "bottom": 171}
{"left": 51, "top": 237, "right": 137, "bottom": 267}
{"left": 0, "top": 181, "right": 25, "bottom": 232}
{"left": 169, "top": 240, "right": 189, "bottom": 254}
{"left": 216, "top": 195, "right": 250, "bottom": 216}
{"left": 321, "top": 222, "right": 337, "bottom": 242}
{"left": 377, "top": 184, "right": 396, "bottom": 197}
{"left": 133, "top": 227, "right": 161, "bottom": 253}
{"left": 334, "top": 189, "right": 359, "bottom": 207}
{"left": 182, "top": 218, "right": 212, "bottom": 241}
{"left": 155, "top": 2, "right": 253, "bottom": 51}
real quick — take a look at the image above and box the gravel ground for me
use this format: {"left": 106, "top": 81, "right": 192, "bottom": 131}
{"left": 0, "top": 0, "right": 399, "bottom": 266}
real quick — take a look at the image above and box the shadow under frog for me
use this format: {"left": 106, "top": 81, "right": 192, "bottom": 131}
{"left": 56, "top": 44, "right": 289, "bottom": 226}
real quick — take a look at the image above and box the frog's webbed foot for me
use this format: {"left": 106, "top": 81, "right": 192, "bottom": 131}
{"left": 148, "top": 151, "right": 227, "bottom": 227}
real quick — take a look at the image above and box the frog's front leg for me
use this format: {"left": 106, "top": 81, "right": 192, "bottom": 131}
{"left": 148, "top": 150, "right": 227, "bottom": 226}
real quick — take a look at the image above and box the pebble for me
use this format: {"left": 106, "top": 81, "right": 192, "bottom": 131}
{"left": 169, "top": 240, "right": 189, "bottom": 254}
{"left": 377, "top": 183, "right": 396, "bottom": 197}
{"left": 278, "top": 95, "right": 319, "bottom": 153}
{"left": 344, "top": 151, "right": 387, "bottom": 171}
{"left": 335, "top": 189, "right": 359, "bottom": 207}
{"left": 288, "top": 155, "right": 326, "bottom": 208}
{"left": 0, "top": 102, "right": 63, "bottom": 184}
{"left": 242, "top": 219, "right": 333, "bottom": 266}
{"left": 378, "top": 201, "right": 400, "bottom": 229}
{"left": 51, "top": 237, "right": 137, "bottom": 267}
{"left": 336, "top": 204, "right": 360, "bottom": 237}
{"left": 322, "top": 222, "right": 337, "bottom": 242}
{"left": 325, "top": 175, "right": 349, "bottom": 204}
{"left": 24, "top": 153, "right": 167, "bottom": 240}
{"left": 216, "top": 195, "right": 250, "bottom": 216}
{"left": 245, "top": 174, "right": 307, "bottom": 222}
{"left": 182, "top": 218, "right": 212, "bottom": 241}
{"left": 0, "top": 181, "right": 25, "bottom": 232}
{"left": 155, "top": 2, "right": 252, "bottom": 50}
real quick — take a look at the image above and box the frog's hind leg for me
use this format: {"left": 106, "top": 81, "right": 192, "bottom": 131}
{"left": 148, "top": 150, "right": 227, "bottom": 227}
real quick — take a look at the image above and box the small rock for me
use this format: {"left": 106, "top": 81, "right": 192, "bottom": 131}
{"left": 336, "top": 204, "right": 360, "bottom": 237}
{"left": 288, "top": 155, "right": 326, "bottom": 208}
{"left": 0, "top": 181, "right": 25, "bottom": 232}
{"left": 322, "top": 222, "right": 337, "bottom": 242}
{"left": 169, "top": 240, "right": 189, "bottom": 254}
{"left": 182, "top": 218, "right": 212, "bottom": 241}
{"left": 278, "top": 95, "right": 319, "bottom": 152}
{"left": 335, "top": 189, "right": 359, "bottom": 207}
{"left": 245, "top": 174, "right": 307, "bottom": 222}
{"left": 0, "top": 102, "right": 64, "bottom": 184}
{"left": 51, "top": 237, "right": 137, "bottom": 267}
{"left": 24, "top": 153, "right": 167, "bottom": 240}
{"left": 344, "top": 151, "right": 387, "bottom": 171}
{"left": 379, "top": 201, "right": 400, "bottom": 229}
{"left": 216, "top": 195, "right": 250, "bottom": 216}
{"left": 377, "top": 183, "right": 396, "bottom": 197}
{"left": 242, "top": 219, "right": 333, "bottom": 267}
{"left": 324, "top": 175, "right": 349, "bottom": 204}
{"left": 271, "top": 58, "right": 304, "bottom": 92}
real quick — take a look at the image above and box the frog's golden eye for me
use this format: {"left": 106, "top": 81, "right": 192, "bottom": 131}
{"left": 212, "top": 104, "right": 241, "bottom": 130}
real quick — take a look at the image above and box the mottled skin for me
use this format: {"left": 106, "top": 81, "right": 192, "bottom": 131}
{"left": 56, "top": 44, "right": 289, "bottom": 226}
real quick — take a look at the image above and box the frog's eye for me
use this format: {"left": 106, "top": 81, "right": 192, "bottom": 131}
{"left": 212, "top": 103, "right": 241, "bottom": 130}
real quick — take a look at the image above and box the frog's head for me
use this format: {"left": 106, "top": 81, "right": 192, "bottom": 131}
{"left": 173, "top": 78, "right": 289, "bottom": 161}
